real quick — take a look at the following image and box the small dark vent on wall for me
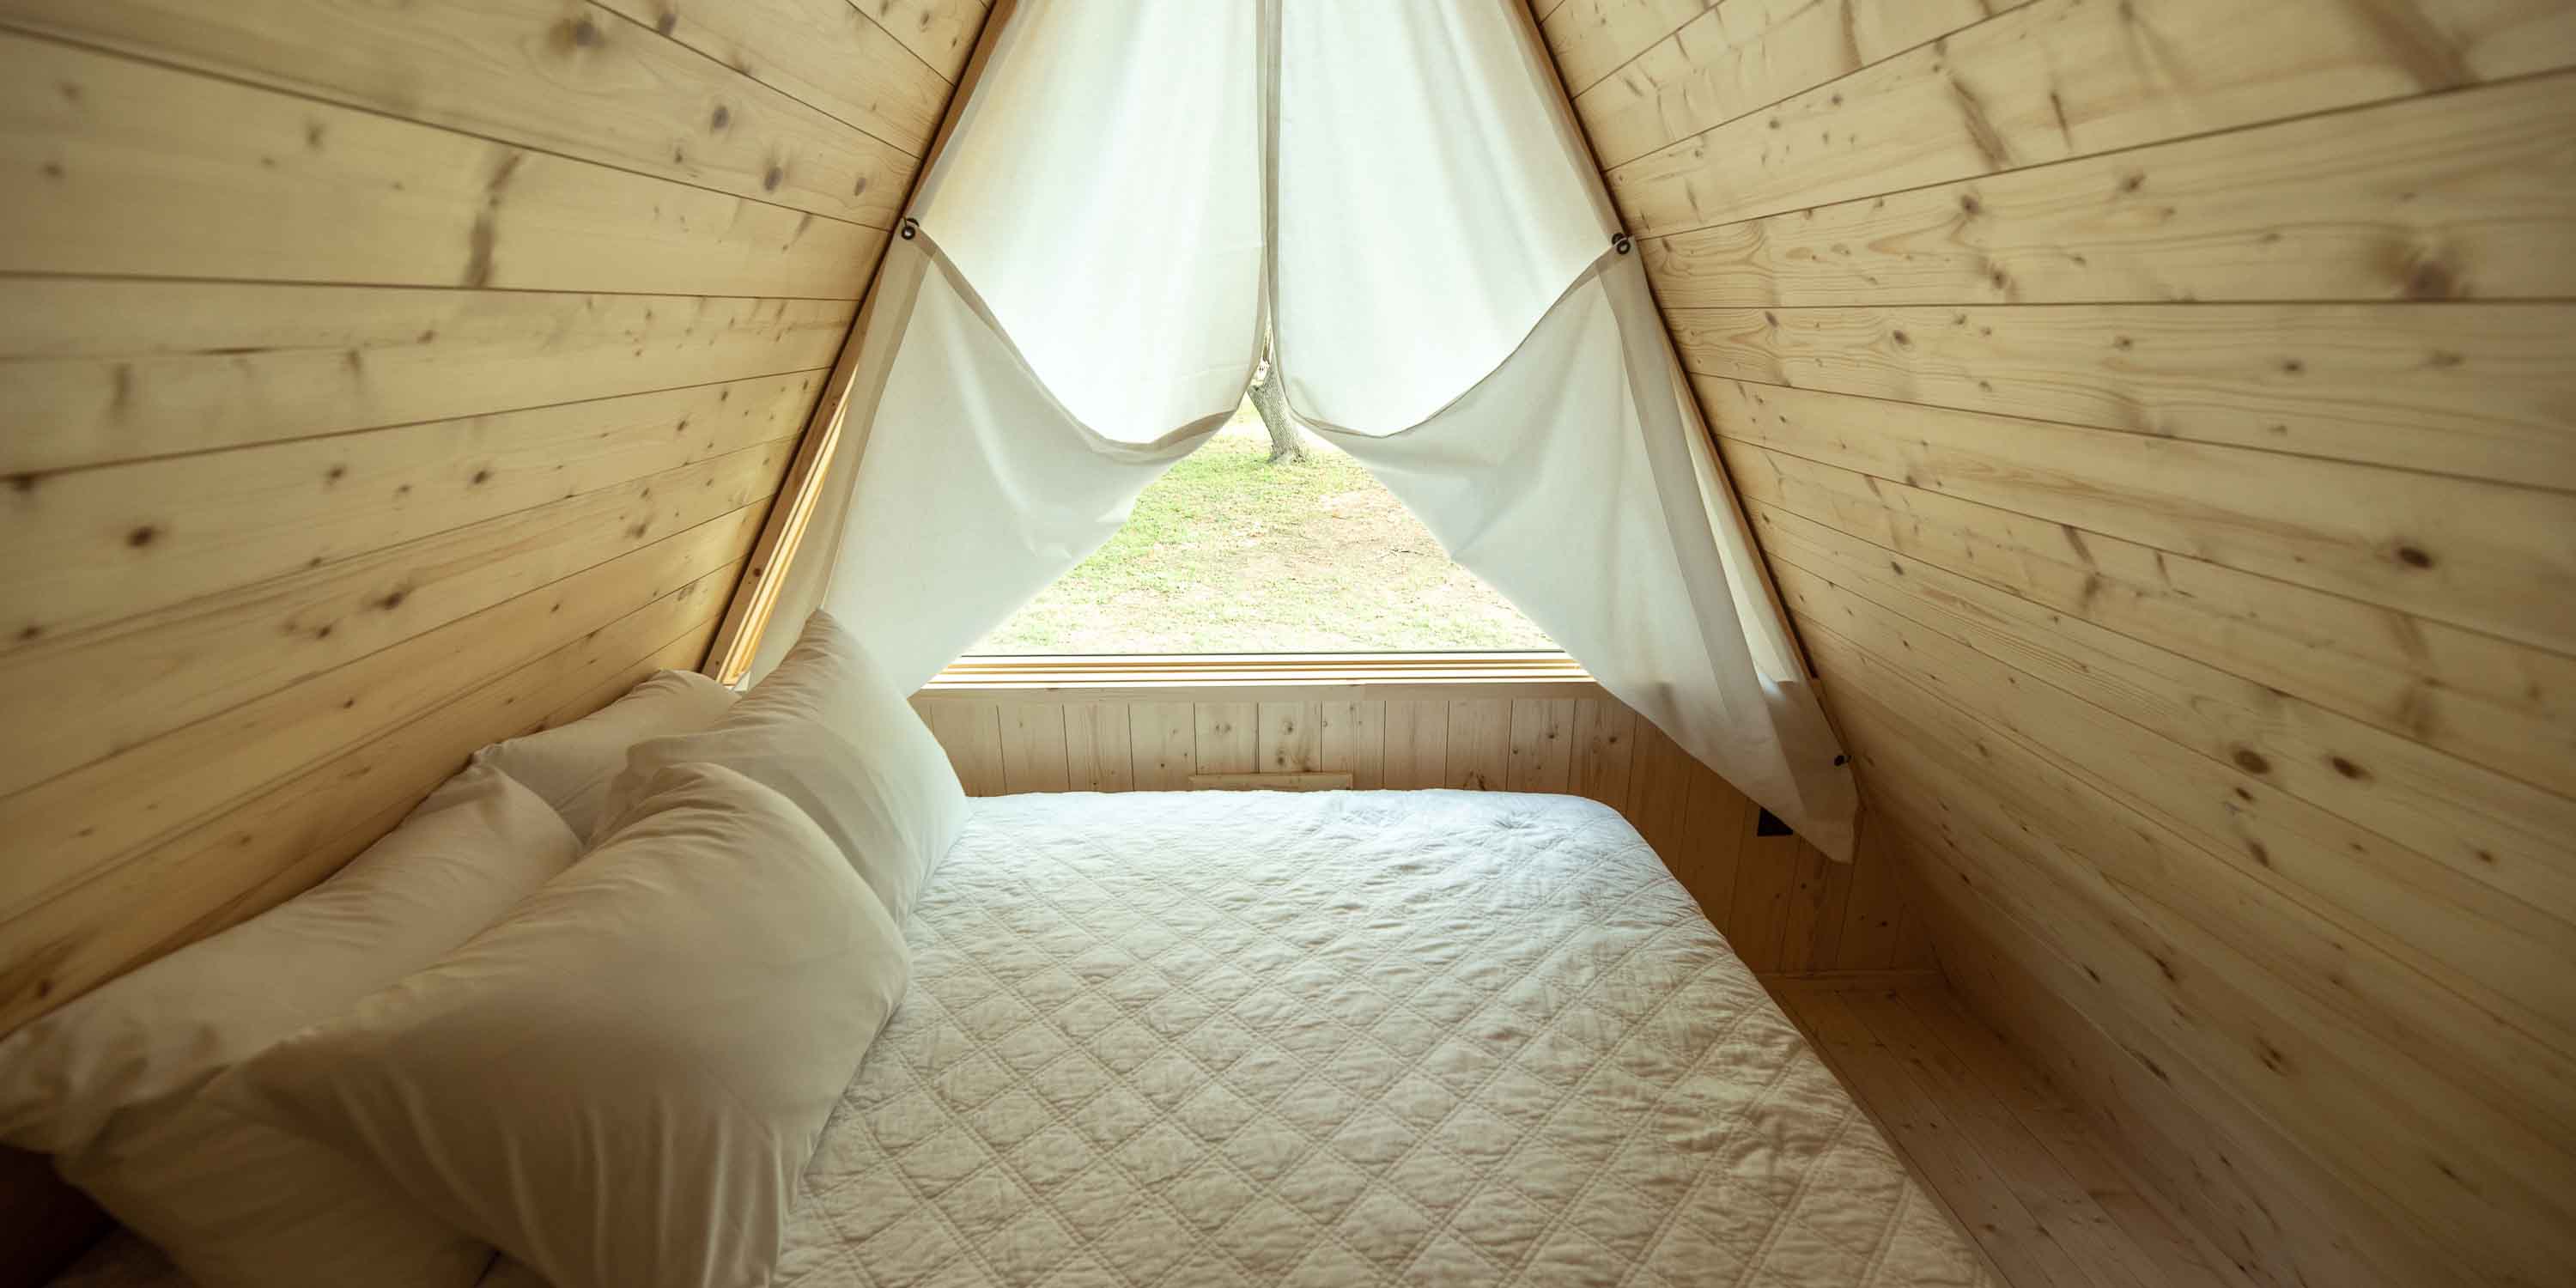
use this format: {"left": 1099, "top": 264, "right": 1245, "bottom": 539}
{"left": 1754, "top": 807, "right": 1793, "bottom": 838}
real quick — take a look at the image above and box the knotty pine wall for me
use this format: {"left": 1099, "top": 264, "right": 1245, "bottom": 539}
{"left": 1535, "top": 2, "right": 2576, "bottom": 1285}
{"left": 0, "top": 0, "right": 989, "bottom": 1034}
{"left": 914, "top": 687, "right": 1936, "bottom": 978}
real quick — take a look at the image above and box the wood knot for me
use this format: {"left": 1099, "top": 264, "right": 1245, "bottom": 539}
{"left": 2231, "top": 748, "right": 2269, "bottom": 775}
{"left": 2395, "top": 544, "right": 2434, "bottom": 568}
{"left": 656, "top": 9, "right": 677, "bottom": 34}
{"left": 2330, "top": 756, "right": 2367, "bottom": 780}
{"left": 710, "top": 105, "right": 730, "bottom": 131}
{"left": 571, "top": 16, "right": 599, "bottom": 46}
{"left": 127, "top": 524, "right": 159, "bottom": 548}
{"left": 762, "top": 165, "right": 784, "bottom": 191}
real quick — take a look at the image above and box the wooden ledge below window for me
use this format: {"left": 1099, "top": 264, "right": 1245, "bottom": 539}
{"left": 918, "top": 653, "right": 1604, "bottom": 703}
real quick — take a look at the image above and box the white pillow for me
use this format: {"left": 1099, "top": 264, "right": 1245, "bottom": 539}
{"left": 217, "top": 762, "right": 911, "bottom": 1288}
{"left": 0, "top": 765, "right": 581, "bottom": 1288}
{"left": 597, "top": 611, "right": 966, "bottom": 919}
{"left": 474, "top": 668, "right": 736, "bottom": 836}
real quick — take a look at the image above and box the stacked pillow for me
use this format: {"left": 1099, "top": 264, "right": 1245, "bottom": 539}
{"left": 2, "top": 617, "right": 970, "bottom": 1288}
{"left": 476, "top": 668, "right": 740, "bottom": 837}
{"left": 599, "top": 610, "right": 969, "bottom": 916}
{"left": 0, "top": 764, "right": 579, "bottom": 1288}
{"left": 219, "top": 761, "right": 909, "bottom": 1288}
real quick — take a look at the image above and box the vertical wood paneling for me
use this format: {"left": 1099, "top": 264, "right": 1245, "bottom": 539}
{"left": 920, "top": 702, "right": 1005, "bottom": 796}
{"left": 1258, "top": 701, "right": 1325, "bottom": 773}
{"left": 912, "top": 689, "right": 1921, "bottom": 975}
{"left": 1443, "top": 699, "right": 1510, "bottom": 790}
{"left": 1062, "top": 703, "right": 1133, "bottom": 793}
{"left": 1673, "top": 757, "right": 1746, "bottom": 933}
{"left": 1194, "top": 702, "right": 1258, "bottom": 775}
{"left": 1127, "top": 702, "right": 1198, "bottom": 791}
{"left": 1382, "top": 699, "right": 1450, "bottom": 789}
{"left": 998, "top": 703, "right": 1070, "bottom": 794}
{"left": 1505, "top": 697, "right": 1575, "bottom": 792}
{"left": 1316, "top": 700, "right": 1385, "bottom": 789}
{"left": 1567, "top": 697, "right": 1636, "bottom": 805}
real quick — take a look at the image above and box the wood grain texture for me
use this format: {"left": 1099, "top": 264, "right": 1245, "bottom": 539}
{"left": 1564, "top": 0, "right": 2025, "bottom": 167}
{"left": 917, "top": 687, "right": 1916, "bottom": 975}
{"left": 1634, "top": 71, "right": 2576, "bottom": 308}
{"left": 1536, "top": 0, "right": 2576, "bottom": 1279}
{"left": 0, "top": 33, "right": 884, "bottom": 298}
{"left": 0, "top": 0, "right": 957, "bottom": 1044}
{"left": 1603, "top": 0, "right": 2576, "bottom": 240}
{"left": 1770, "top": 975, "right": 2257, "bottom": 1288}
{"left": 0, "top": 0, "right": 923, "bottom": 225}
{"left": 1705, "top": 377, "right": 2576, "bottom": 656}
{"left": 593, "top": 0, "right": 956, "bottom": 149}
{"left": 1672, "top": 302, "right": 2576, "bottom": 487}
{"left": 0, "top": 281, "right": 854, "bottom": 476}
{"left": 3, "top": 370, "right": 817, "bottom": 647}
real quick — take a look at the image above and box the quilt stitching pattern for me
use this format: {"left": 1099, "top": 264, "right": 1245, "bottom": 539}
{"left": 768, "top": 791, "right": 1993, "bottom": 1288}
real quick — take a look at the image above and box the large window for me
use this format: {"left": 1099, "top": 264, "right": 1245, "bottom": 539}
{"left": 969, "top": 401, "right": 1553, "bottom": 654}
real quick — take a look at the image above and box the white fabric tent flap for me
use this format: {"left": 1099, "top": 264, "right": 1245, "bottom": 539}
{"left": 754, "top": 0, "right": 1857, "bottom": 859}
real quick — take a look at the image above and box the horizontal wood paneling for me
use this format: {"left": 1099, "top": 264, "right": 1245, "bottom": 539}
{"left": 1567, "top": 0, "right": 2024, "bottom": 167}
{"left": 1602, "top": 0, "right": 2576, "bottom": 240}
{"left": 0, "top": 0, "right": 984, "bottom": 1060}
{"left": 1724, "top": 438, "right": 2576, "bottom": 799}
{"left": 1705, "top": 377, "right": 2576, "bottom": 657}
{"left": 1633, "top": 70, "right": 2576, "bottom": 308}
{"left": 913, "top": 686, "right": 1935, "bottom": 978}
{"left": 1, "top": 438, "right": 795, "bottom": 803}
{"left": 1672, "top": 302, "right": 2576, "bottom": 487}
{"left": 1771, "top": 975, "right": 2260, "bottom": 1288}
{"left": 1545, "top": 0, "right": 2576, "bottom": 1280}
{"left": 859, "top": 0, "right": 991, "bottom": 78}
{"left": 0, "top": 33, "right": 884, "bottom": 297}
{"left": 3, "top": 370, "right": 818, "bottom": 647}
{"left": 0, "top": 0, "right": 922, "bottom": 226}
{"left": 0, "top": 552, "right": 741, "bottom": 1030}
{"left": 593, "top": 0, "right": 951, "bottom": 150}
{"left": 0, "top": 281, "right": 854, "bottom": 475}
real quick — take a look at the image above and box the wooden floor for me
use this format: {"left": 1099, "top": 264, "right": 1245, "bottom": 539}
{"left": 1766, "top": 975, "right": 2256, "bottom": 1288}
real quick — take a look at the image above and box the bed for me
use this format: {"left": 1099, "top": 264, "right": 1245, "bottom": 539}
{"left": 55, "top": 789, "right": 1990, "bottom": 1287}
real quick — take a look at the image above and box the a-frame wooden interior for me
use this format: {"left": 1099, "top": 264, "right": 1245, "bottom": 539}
{"left": 2, "top": 2, "right": 2569, "bottom": 1285}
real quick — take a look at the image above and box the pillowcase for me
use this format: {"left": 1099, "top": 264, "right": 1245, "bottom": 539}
{"left": 0, "top": 764, "right": 582, "bottom": 1288}
{"left": 474, "top": 668, "right": 737, "bottom": 836}
{"left": 597, "top": 611, "right": 967, "bottom": 919}
{"left": 217, "top": 762, "right": 911, "bottom": 1288}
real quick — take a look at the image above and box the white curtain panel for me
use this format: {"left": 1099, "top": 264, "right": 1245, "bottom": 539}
{"left": 756, "top": 0, "right": 1857, "bottom": 857}
{"left": 914, "top": 0, "right": 1264, "bottom": 446}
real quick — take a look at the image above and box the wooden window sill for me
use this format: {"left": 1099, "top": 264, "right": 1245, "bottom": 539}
{"left": 918, "top": 653, "right": 1603, "bottom": 702}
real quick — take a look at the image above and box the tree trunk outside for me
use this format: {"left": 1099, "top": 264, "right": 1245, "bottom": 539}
{"left": 1249, "top": 349, "right": 1306, "bottom": 464}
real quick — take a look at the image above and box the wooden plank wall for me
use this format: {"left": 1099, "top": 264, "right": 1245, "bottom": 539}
{"left": 1535, "top": 2, "right": 2576, "bottom": 1286}
{"left": 0, "top": 0, "right": 990, "bottom": 1036}
{"left": 914, "top": 687, "right": 1937, "bottom": 977}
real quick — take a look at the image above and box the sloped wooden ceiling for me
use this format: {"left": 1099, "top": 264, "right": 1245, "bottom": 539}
{"left": 1533, "top": 1, "right": 2576, "bottom": 1286}
{"left": 0, "top": 0, "right": 990, "bottom": 1031}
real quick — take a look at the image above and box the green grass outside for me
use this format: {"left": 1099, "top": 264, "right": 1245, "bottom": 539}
{"left": 971, "top": 411, "right": 1552, "bottom": 654}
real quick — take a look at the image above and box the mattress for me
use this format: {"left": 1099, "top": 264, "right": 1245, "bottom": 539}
{"left": 58, "top": 789, "right": 1990, "bottom": 1286}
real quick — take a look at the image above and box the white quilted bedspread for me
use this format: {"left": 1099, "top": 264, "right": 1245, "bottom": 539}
{"left": 60, "top": 790, "right": 1990, "bottom": 1288}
